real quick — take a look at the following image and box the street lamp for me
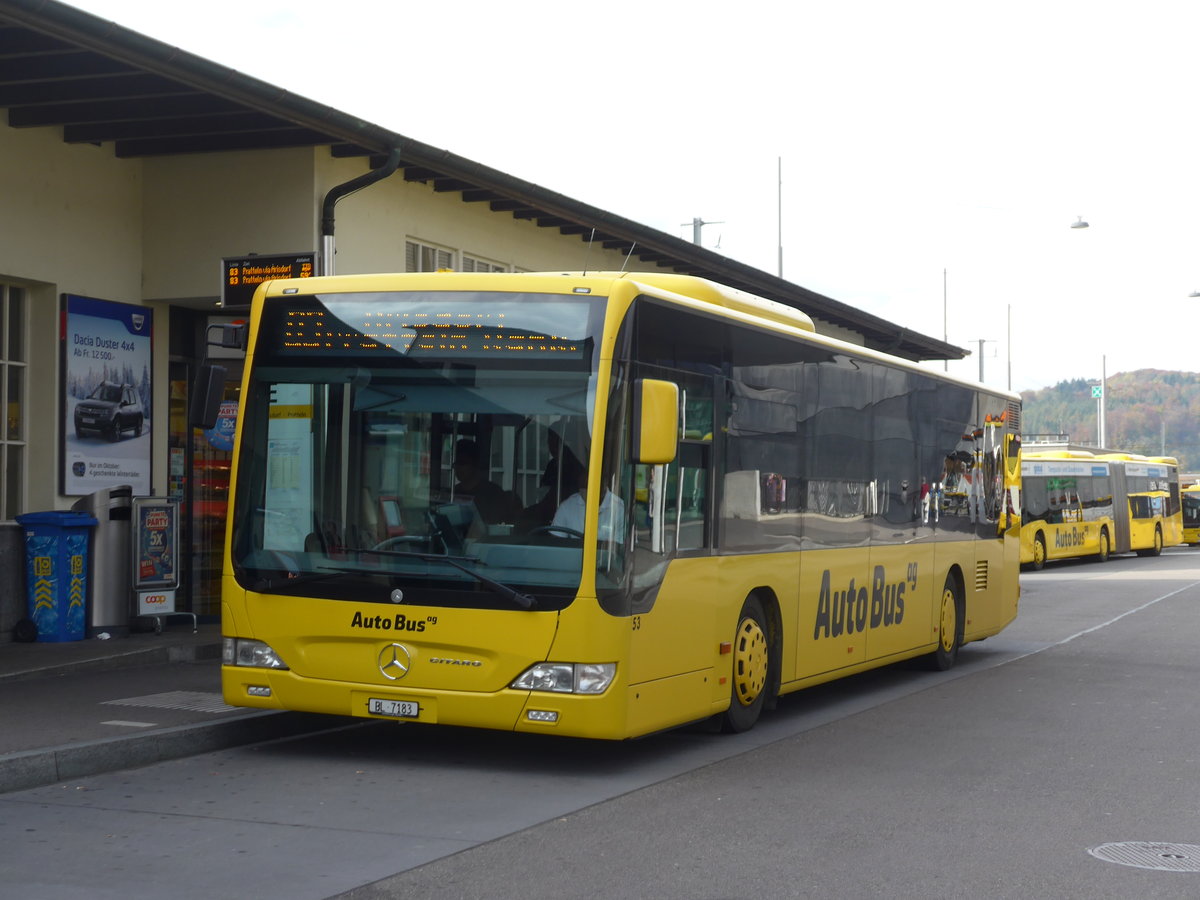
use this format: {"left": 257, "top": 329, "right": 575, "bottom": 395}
{"left": 1070, "top": 216, "right": 1089, "bottom": 229}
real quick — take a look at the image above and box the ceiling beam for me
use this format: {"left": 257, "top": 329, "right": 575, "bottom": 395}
{"left": 64, "top": 110, "right": 296, "bottom": 143}
{"left": 114, "top": 126, "right": 334, "bottom": 157}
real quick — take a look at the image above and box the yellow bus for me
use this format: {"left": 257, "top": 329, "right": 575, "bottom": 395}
{"left": 1021, "top": 450, "right": 1180, "bottom": 569}
{"left": 1182, "top": 484, "right": 1200, "bottom": 545}
{"left": 206, "top": 271, "right": 1022, "bottom": 739}
{"left": 1097, "top": 453, "right": 1182, "bottom": 553}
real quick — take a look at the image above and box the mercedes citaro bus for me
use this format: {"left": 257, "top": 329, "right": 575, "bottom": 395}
{"left": 199, "top": 271, "right": 1023, "bottom": 739}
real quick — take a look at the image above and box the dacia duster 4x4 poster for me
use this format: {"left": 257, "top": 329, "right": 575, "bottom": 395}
{"left": 62, "top": 294, "right": 152, "bottom": 496}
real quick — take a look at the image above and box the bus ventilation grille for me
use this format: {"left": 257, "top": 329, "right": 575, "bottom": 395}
{"left": 1006, "top": 401, "right": 1021, "bottom": 431}
{"left": 975, "top": 560, "right": 989, "bottom": 592}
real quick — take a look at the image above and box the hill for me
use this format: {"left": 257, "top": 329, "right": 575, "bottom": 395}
{"left": 1020, "top": 370, "right": 1200, "bottom": 471}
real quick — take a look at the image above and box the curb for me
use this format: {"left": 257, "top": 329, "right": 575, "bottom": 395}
{"left": 0, "top": 710, "right": 357, "bottom": 794}
{"left": 0, "top": 639, "right": 223, "bottom": 684}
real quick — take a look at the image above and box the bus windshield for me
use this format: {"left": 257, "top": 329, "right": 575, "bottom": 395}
{"left": 228, "top": 290, "right": 607, "bottom": 611}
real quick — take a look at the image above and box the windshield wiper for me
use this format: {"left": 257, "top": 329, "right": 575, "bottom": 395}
{"left": 365, "top": 548, "right": 537, "bottom": 610}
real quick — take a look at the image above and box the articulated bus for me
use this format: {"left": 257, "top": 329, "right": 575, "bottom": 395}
{"left": 1182, "top": 484, "right": 1200, "bottom": 545}
{"left": 209, "top": 271, "right": 1022, "bottom": 740}
{"left": 1020, "top": 450, "right": 1181, "bottom": 569}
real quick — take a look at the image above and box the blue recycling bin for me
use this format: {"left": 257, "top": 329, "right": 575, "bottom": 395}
{"left": 15, "top": 511, "right": 98, "bottom": 642}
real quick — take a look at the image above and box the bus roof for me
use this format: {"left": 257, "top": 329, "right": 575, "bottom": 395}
{"left": 251, "top": 270, "right": 1020, "bottom": 403}
{"left": 1025, "top": 450, "right": 1096, "bottom": 460}
{"left": 611, "top": 273, "right": 816, "bottom": 334}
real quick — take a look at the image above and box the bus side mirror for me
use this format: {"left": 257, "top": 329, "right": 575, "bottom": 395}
{"left": 190, "top": 363, "right": 227, "bottom": 429}
{"left": 633, "top": 378, "right": 678, "bottom": 465}
{"left": 207, "top": 322, "right": 248, "bottom": 352}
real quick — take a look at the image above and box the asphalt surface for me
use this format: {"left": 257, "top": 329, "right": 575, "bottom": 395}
{"left": 0, "top": 623, "right": 339, "bottom": 793}
{"left": 3, "top": 552, "right": 1200, "bottom": 898}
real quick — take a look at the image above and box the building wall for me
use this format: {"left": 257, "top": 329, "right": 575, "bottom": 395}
{"left": 318, "top": 154, "right": 645, "bottom": 276}
{"left": 142, "top": 149, "right": 318, "bottom": 300}
{"left": 0, "top": 124, "right": 145, "bottom": 636}
{"left": 0, "top": 124, "right": 145, "bottom": 516}
{"left": 0, "top": 125, "right": 143, "bottom": 297}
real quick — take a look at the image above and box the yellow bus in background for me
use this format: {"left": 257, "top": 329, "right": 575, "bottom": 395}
{"left": 208, "top": 271, "right": 1022, "bottom": 740}
{"left": 1182, "top": 484, "right": 1200, "bottom": 544}
{"left": 1021, "top": 450, "right": 1180, "bottom": 569}
{"left": 1097, "top": 454, "right": 1182, "bottom": 553}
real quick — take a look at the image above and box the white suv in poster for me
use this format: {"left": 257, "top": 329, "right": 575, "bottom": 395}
{"left": 73, "top": 380, "right": 145, "bottom": 441}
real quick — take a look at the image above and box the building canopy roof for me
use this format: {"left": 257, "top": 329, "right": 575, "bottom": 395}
{"left": 0, "top": 0, "right": 965, "bottom": 363}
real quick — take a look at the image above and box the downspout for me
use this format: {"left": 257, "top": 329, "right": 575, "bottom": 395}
{"left": 320, "top": 146, "right": 403, "bottom": 275}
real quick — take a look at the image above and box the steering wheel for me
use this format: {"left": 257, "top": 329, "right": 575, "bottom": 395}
{"left": 526, "top": 525, "right": 585, "bottom": 540}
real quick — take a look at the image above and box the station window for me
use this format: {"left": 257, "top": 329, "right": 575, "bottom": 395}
{"left": 0, "top": 282, "right": 26, "bottom": 521}
{"left": 405, "top": 240, "right": 453, "bottom": 272}
{"left": 462, "top": 255, "right": 507, "bottom": 273}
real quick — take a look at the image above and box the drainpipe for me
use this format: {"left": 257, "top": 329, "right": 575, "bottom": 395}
{"left": 320, "top": 146, "right": 403, "bottom": 276}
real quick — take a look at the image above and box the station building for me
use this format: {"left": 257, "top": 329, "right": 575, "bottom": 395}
{"left": 0, "top": 0, "right": 965, "bottom": 638}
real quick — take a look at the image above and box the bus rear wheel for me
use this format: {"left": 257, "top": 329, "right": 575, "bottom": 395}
{"left": 721, "top": 596, "right": 770, "bottom": 733}
{"left": 1031, "top": 533, "right": 1047, "bottom": 571}
{"left": 1096, "top": 528, "right": 1110, "bottom": 563}
{"left": 1138, "top": 526, "right": 1163, "bottom": 557}
{"left": 924, "top": 576, "right": 962, "bottom": 671}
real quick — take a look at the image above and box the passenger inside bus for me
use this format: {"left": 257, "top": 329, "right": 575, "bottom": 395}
{"left": 520, "top": 420, "right": 584, "bottom": 529}
{"left": 452, "top": 439, "right": 520, "bottom": 525}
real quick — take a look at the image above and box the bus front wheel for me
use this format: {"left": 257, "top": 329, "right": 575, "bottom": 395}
{"left": 721, "top": 596, "right": 770, "bottom": 733}
{"left": 1031, "top": 533, "right": 1047, "bottom": 571}
{"left": 924, "top": 576, "right": 962, "bottom": 671}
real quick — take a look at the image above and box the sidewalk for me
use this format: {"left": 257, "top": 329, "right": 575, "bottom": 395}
{"left": 0, "top": 624, "right": 341, "bottom": 794}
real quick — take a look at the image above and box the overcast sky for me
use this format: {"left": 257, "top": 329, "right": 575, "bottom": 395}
{"left": 61, "top": 0, "right": 1200, "bottom": 393}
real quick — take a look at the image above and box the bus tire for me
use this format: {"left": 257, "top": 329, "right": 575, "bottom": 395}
{"left": 721, "top": 595, "right": 770, "bottom": 733}
{"left": 924, "top": 575, "right": 962, "bottom": 671}
{"left": 1096, "top": 528, "right": 1110, "bottom": 563}
{"left": 1132, "top": 528, "right": 1161, "bottom": 556}
{"left": 1031, "top": 533, "right": 1047, "bottom": 571}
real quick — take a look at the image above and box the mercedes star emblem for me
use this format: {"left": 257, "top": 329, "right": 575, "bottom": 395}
{"left": 378, "top": 643, "right": 412, "bottom": 680}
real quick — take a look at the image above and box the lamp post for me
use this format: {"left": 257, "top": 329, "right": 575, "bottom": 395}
{"left": 972, "top": 338, "right": 995, "bottom": 383}
{"left": 1089, "top": 356, "right": 1107, "bottom": 448}
{"left": 682, "top": 217, "right": 723, "bottom": 246}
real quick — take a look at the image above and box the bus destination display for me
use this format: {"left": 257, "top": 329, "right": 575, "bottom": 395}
{"left": 271, "top": 307, "right": 587, "bottom": 359}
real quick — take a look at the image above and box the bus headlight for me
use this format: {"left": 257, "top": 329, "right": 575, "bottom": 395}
{"left": 223, "top": 637, "right": 289, "bottom": 670}
{"left": 511, "top": 662, "right": 615, "bottom": 695}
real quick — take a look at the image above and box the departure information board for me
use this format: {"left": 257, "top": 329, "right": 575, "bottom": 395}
{"left": 221, "top": 253, "right": 315, "bottom": 308}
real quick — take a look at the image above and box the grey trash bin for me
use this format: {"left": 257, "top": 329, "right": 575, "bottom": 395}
{"left": 71, "top": 484, "right": 132, "bottom": 635}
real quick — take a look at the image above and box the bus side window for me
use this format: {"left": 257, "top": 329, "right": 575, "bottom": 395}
{"left": 631, "top": 375, "right": 712, "bottom": 555}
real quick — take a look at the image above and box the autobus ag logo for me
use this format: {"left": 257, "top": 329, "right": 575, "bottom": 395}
{"left": 1055, "top": 527, "right": 1086, "bottom": 548}
{"left": 378, "top": 643, "right": 412, "bottom": 680}
{"left": 351, "top": 610, "right": 427, "bottom": 632}
{"left": 813, "top": 564, "right": 914, "bottom": 639}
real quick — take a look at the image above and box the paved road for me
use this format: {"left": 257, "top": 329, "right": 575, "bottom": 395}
{"left": 2, "top": 549, "right": 1199, "bottom": 899}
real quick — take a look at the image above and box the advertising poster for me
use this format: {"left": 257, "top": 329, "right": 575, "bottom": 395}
{"left": 62, "top": 294, "right": 153, "bottom": 496}
{"left": 133, "top": 498, "right": 179, "bottom": 588}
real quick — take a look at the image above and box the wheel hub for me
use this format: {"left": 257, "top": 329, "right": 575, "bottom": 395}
{"left": 733, "top": 616, "right": 768, "bottom": 706}
{"left": 939, "top": 588, "right": 957, "bottom": 653}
